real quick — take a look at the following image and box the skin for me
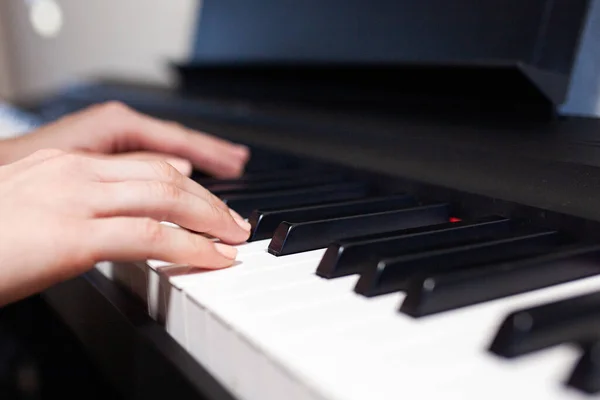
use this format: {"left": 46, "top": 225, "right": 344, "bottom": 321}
{"left": 0, "top": 101, "right": 252, "bottom": 307}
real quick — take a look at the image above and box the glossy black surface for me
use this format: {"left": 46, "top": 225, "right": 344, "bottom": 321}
{"left": 355, "top": 229, "right": 562, "bottom": 297}
{"left": 194, "top": 168, "right": 333, "bottom": 186}
{"left": 489, "top": 290, "right": 600, "bottom": 358}
{"left": 248, "top": 194, "right": 415, "bottom": 242}
{"left": 208, "top": 174, "right": 348, "bottom": 196}
{"left": 222, "top": 181, "right": 368, "bottom": 218}
{"left": 401, "top": 244, "right": 600, "bottom": 317}
{"left": 268, "top": 203, "right": 450, "bottom": 256}
{"left": 192, "top": 0, "right": 588, "bottom": 80}
{"left": 315, "top": 215, "right": 511, "bottom": 278}
{"left": 568, "top": 342, "right": 600, "bottom": 394}
{"left": 42, "top": 270, "right": 237, "bottom": 400}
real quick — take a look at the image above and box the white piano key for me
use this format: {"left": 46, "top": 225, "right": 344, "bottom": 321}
{"left": 161, "top": 246, "right": 324, "bottom": 349}
{"left": 104, "top": 218, "right": 600, "bottom": 400}
{"left": 187, "top": 253, "right": 600, "bottom": 400}
{"left": 184, "top": 259, "right": 355, "bottom": 400}
{"left": 179, "top": 252, "right": 326, "bottom": 396}
{"left": 234, "top": 239, "right": 272, "bottom": 256}
{"left": 271, "top": 276, "right": 600, "bottom": 400}
{"left": 94, "top": 261, "right": 115, "bottom": 280}
{"left": 128, "top": 262, "right": 148, "bottom": 302}
{"left": 142, "top": 236, "right": 270, "bottom": 323}
{"left": 141, "top": 221, "right": 267, "bottom": 318}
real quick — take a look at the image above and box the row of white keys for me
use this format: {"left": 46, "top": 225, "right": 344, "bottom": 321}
{"left": 96, "top": 223, "right": 600, "bottom": 398}
{"left": 159, "top": 245, "right": 326, "bottom": 349}
{"left": 134, "top": 226, "right": 323, "bottom": 398}
{"left": 130, "top": 224, "right": 271, "bottom": 319}
{"left": 185, "top": 253, "right": 600, "bottom": 400}
{"left": 95, "top": 234, "right": 276, "bottom": 321}
{"left": 95, "top": 228, "right": 305, "bottom": 399}
{"left": 94, "top": 221, "right": 191, "bottom": 308}
{"left": 146, "top": 240, "right": 274, "bottom": 338}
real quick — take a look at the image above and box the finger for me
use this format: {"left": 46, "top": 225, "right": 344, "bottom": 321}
{"left": 88, "top": 151, "right": 193, "bottom": 176}
{"left": 115, "top": 107, "right": 250, "bottom": 178}
{"left": 86, "top": 157, "right": 250, "bottom": 230}
{"left": 89, "top": 181, "right": 250, "bottom": 244}
{"left": 3, "top": 148, "right": 66, "bottom": 170}
{"left": 84, "top": 217, "right": 238, "bottom": 268}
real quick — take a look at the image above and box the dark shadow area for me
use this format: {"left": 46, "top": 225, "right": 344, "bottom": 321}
{"left": 0, "top": 295, "right": 122, "bottom": 399}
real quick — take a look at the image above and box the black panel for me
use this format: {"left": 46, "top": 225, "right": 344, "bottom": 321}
{"left": 41, "top": 271, "right": 236, "bottom": 400}
{"left": 191, "top": 0, "right": 589, "bottom": 77}
{"left": 182, "top": 0, "right": 591, "bottom": 119}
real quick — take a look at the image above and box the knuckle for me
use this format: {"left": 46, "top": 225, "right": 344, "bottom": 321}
{"left": 185, "top": 231, "right": 206, "bottom": 252}
{"left": 138, "top": 218, "right": 164, "bottom": 245}
{"left": 207, "top": 193, "right": 230, "bottom": 213}
{"left": 151, "top": 181, "right": 180, "bottom": 201}
{"left": 29, "top": 148, "right": 65, "bottom": 160}
{"left": 150, "top": 160, "right": 180, "bottom": 181}
{"left": 206, "top": 202, "right": 227, "bottom": 224}
{"left": 97, "top": 100, "right": 130, "bottom": 117}
{"left": 55, "top": 152, "right": 88, "bottom": 169}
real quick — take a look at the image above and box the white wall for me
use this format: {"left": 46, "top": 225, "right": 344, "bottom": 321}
{"left": 0, "top": 0, "right": 199, "bottom": 101}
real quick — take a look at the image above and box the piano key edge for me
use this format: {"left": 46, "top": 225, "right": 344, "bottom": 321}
{"left": 40, "top": 267, "right": 237, "bottom": 400}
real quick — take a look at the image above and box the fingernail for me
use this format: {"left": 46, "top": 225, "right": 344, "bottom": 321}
{"left": 233, "top": 145, "right": 250, "bottom": 159}
{"left": 214, "top": 243, "right": 238, "bottom": 260}
{"left": 229, "top": 209, "right": 251, "bottom": 231}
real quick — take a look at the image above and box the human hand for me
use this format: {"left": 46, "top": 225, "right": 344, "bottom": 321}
{"left": 1, "top": 101, "right": 250, "bottom": 178}
{"left": 0, "top": 149, "right": 251, "bottom": 307}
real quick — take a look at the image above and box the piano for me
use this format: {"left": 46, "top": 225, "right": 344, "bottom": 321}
{"left": 16, "top": 0, "right": 600, "bottom": 399}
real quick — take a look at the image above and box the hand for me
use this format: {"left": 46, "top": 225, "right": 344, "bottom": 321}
{"left": 1, "top": 101, "right": 250, "bottom": 178}
{"left": 0, "top": 149, "right": 251, "bottom": 307}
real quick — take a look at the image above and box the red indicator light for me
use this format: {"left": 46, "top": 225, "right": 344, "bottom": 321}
{"left": 449, "top": 217, "right": 461, "bottom": 223}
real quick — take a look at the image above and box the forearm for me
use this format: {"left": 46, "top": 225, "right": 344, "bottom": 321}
{"left": 0, "top": 138, "right": 21, "bottom": 165}
{"left": 0, "top": 133, "right": 59, "bottom": 165}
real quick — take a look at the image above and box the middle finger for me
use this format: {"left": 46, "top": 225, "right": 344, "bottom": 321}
{"left": 87, "top": 180, "right": 250, "bottom": 244}
{"left": 85, "top": 157, "right": 249, "bottom": 229}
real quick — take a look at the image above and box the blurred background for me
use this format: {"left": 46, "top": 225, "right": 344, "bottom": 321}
{"left": 0, "top": 0, "right": 598, "bottom": 115}
{"left": 0, "top": 0, "right": 198, "bottom": 102}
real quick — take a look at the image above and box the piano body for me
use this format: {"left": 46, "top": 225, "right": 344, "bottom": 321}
{"left": 19, "top": 0, "right": 600, "bottom": 399}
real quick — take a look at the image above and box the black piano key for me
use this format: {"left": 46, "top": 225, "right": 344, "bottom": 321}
{"left": 222, "top": 182, "right": 368, "bottom": 218}
{"left": 248, "top": 194, "right": 417, "bottom": 242}
{"left": 354, "top": 229, "right": 562, "bottom": 297}
{"left": 190, "top": 170, "right": 211, "bottom": 181}
{"left": 192, "top": 153, "right": 304, "bottom": 181}
{"left": 400, "top": 243, "right": 600, "bottom": 318}
{"left": 194, "top": 168, "right": 338, "bottom": 186}
{"left": 241, "top": 149, "right": 304, "bottom": 172}
{"left": 568, "top": 342, "right": 600, "bottom": 394}
{"left": 268, "top": 203, "right": 450, "bottom": 256}
{"left": 316, "top": 215, "right": 511, "bottom": 278}
{"left": 208, "top": 174, "right": 349, "bottom": 196}
{"left": 488, "top": 290, "right": 600, "bottom": 358}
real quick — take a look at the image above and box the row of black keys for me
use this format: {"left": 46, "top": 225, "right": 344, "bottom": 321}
{"left": 199, "top": 168, "right": 600, "bottom": 315}
{"left": 196, "top": 162, "right": 600, "bottom": 394}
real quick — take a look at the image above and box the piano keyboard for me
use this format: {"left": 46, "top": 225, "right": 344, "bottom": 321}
{"left": 94, "top": 146, "right": 600, "bottom": 400}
